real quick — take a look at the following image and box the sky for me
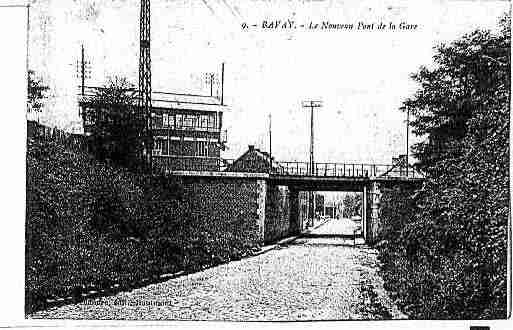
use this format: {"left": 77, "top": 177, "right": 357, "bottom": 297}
{"left": 28, "top": 0, "right": 509, "bottom": 164}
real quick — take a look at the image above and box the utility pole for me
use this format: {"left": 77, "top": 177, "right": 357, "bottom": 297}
{"left": 81, "top": 44, "right": 85, "bottom": 96}
{"left": 210, "top": 73, "right": 214, "bottom": 96}
{"left": 76, "top": 45, "right": 91, "bottom": 116}
{"left": 406, "top": 108, "right": 410, "bottom": 177}
{"left": 268, "top": 113, "right": 272, "bottom": 174}
{"left": 76, "top": 44, "right": 91, "bottom": 95}
{"left": 27, "top": 4, "right": 30, "bottom": 89}
{"left": 221, "top": 62, "right": 225, "bottom": 106}
{"left": 302, "top": 100, "right": 322, "bottom": 175}
{"left": 139, "top": 0, "right": 152, "bottom": 172}
{"left": 302, "top": 100, "right": 322, "bottom": 226}
{"left": 205, "top": 73, "right": 215, "bottom": 97}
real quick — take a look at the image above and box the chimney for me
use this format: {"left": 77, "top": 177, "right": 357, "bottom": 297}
{"left": 248, "top": 145, "right": 255, "bottom": 151}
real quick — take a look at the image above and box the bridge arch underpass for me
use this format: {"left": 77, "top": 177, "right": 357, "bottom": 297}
{"left": 167, "top": 162, "right": 424, "bottom": 246}
{"left": 289, "top": 189, "right": 367, "bottom": 245}
{"left": 268, "top": 174, "right": 423, "bottom": 244}
{"left": 274, "top": 181, "right": 377, "bottom": 244}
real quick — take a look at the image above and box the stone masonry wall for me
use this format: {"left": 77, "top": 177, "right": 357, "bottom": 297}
{"left": 365, "top": 182, "right": 382, "bottom": 244}
{"left": 298, "top": 191, "right": 309, "bottom": 231}
{"left": 264, "top": 185, "right": 291, "bottom": 243}
{"left": 181, "top": 177, "right": 266, "bottom": 245}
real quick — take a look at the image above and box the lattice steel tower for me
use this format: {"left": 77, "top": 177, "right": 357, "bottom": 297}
{"left": 139, "top": 0, "right": 152, "bottom": 170}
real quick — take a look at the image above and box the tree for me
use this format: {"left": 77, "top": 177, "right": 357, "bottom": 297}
{"left": 378, "top": 14, "right": 510, "bottom": 319}
{"left": 401, "top": 15, "right": 510, "bottom": 173}
{"left": 27, "top": 70, "right": 49, "bottom": 114}
{"left": 82, "top": 76, "right": 145, "bottom": 170}
{"left": 342, "top": 193, "right": 362, "bottom": 218}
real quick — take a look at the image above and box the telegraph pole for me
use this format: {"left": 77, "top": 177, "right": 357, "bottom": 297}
{"left": 268, "top": 113, "right": 272, "bottom": 174}
{"left": 81, "top": 44, "right": 85, "bottom": 96}
{"left": 221, "top": 62, "right": 225, "bottom": 106}
{"left": 139, "top": 0, "right": 152, "bottom": 172}
{"left": 76, "top": 44, "right": 91, "bottom": 96}
{"left": 210, "top": 73, "right": 214, "bottom": 96}
{"left": 205, "top": 72, "right": 215, "bottom": 97}
{"left": 302, "top": 100, "right": 322, "bottom": 226}
{"left": 302, "top": 100, "right": 322, "bottom": 175}
{"left": 406, "top": 108, "right": 410, "bottom": 177}
{"left": 76, "top": 45, "right": 91, "bottom": 116}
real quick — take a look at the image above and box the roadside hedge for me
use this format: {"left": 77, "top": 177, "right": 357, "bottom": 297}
{"left": 376, "top": 15, "right": 509, "bottom": 319}
{"left": 26, "top": 137, "right": 260, "bottom": 314}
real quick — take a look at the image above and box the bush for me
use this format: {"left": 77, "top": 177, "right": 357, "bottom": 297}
{"left": 90, "top": 185, "right": 126, "bottom": 236}
{"left": 26, "top": 136, "right": 261, "bottom": 314}
{"left": 378, "top": 178, "right": 507, "bottom": 319}
{"left": 376, "top": 15, "right": 509, "bottom": 319}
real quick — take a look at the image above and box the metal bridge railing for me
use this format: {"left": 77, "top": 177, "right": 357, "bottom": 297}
{"left": 151, "top": 157, "right": 422, "bottom": 179}
{"left": 273, "top": 161, "right": 422, "bottom": 179}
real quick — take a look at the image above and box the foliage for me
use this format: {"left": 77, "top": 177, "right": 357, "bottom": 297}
{"left": 401, "top": 15, "right": 510, "bottom": 173}
{"left": 26, "top": 137, "right": 260, "bottom": 314}
{"left": 27, "top": 70, "right": 49, "bottom": 113}
{"left": 377, "top": 14, "right": 509, "bottom": 319}
{"left": 82, "top": 76, "right": 144, "bottom": 170}
{"left": 342, "top": 193, "right": 362, "bottom": 218}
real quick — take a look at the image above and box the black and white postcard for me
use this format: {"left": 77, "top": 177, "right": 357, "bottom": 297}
{"left": 0, "top": 0, "right": 511, "bottom": 327}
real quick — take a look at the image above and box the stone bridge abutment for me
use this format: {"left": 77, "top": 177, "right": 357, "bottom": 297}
{"left": 171, "top": 171, "right": 402, "bottom": 245}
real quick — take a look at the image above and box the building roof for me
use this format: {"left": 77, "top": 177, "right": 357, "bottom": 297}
{"left": 225, "top": 145, "right": 286, "bottom": 174}
{"left": 79, "top": 86, "right": 226, "bottom": 113}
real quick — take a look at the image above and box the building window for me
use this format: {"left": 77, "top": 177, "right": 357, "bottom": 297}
{"left": 152, "top": 138, "right": 169, "bottom": 156}
{"left": 162, "top": 139, "right": 168, "bottom": 155}
{"left": 176, "top": 114, "right": 183, "bottom": 128}
{"left": 196, "top": 141, "right": 209, "bottom": 157}
{"left": 164, "top": 113, "right": 219, "bottom": 130}
{"left": 208, "top": 142, "right": 219, "bottom": 157}
{"left": 169, "top": 140, "right": 180, "bottom": 155}
{"left": 152, "top": 113, "right": 163, "bottom": 129}
{"left": 210, "top": 115, "right": 216, "bottom": 129}
{"left": 183, "top": 114, "right": 198, "bottom": 129}
{"left": 200, "top": 115, "right": 209, "bottom": 129}
{"left": 153, "top": 138, "right": 164, "bottom": 155}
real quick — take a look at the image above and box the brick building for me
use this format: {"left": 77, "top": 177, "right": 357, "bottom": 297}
{"left": 80, "top": 88, "right": 227, "bottom": 171}
{"left": 225, "top": 145, "right": 284, "bottom": 173}
{"left": 150, "top": 106, "right": 227, "bottom": 171}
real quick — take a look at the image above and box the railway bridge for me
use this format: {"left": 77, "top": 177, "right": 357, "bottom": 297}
{"left": 163, "top": 158, "right": 424, "bottom": 245}
{"left": 270, "top": 161, "right": 423, "bottom": 243}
